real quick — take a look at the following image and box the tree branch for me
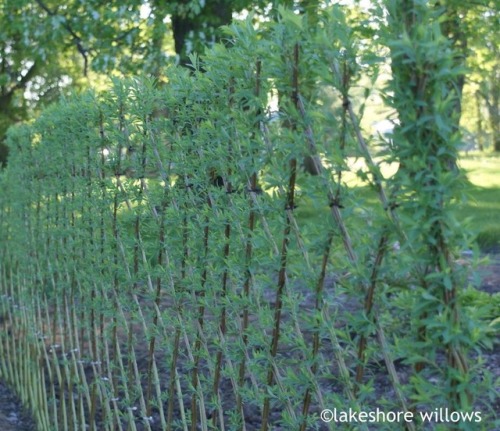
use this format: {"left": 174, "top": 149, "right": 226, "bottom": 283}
{"left": 14, "top": 62, "right": 38, "bottom": 91}
{"left": 34, "top": 0, "right": 89, "bottom": 76}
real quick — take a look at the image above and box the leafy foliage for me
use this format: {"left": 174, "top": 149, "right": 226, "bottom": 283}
{"left": 0, "top": 4, "right": 497, "bottom": 431}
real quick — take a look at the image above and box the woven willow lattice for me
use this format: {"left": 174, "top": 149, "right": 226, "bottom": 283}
{"left": 0, "top": 7, "right": 486, "bottom": 431}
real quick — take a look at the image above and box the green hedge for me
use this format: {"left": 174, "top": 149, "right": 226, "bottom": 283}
{"left": 0, "top": 6, "right": 495, "bottom": 431}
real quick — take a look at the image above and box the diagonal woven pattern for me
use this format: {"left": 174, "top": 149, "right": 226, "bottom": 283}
{"left": 0, "top": 8, "right": 484, "bottom": 431}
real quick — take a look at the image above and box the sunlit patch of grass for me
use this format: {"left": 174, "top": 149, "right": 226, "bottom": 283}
{"left": 340, "top": 157, "right": 399, "bottom": 187}
{"left": 458, "top": 152, "right": 500, "bottom": 251}
{"left": 458, "top": 152, "right": 500, "bottom": 188}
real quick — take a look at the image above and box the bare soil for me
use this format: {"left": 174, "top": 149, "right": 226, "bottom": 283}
{"left": 0, "top": 381, "right": 36, "bottom": 431}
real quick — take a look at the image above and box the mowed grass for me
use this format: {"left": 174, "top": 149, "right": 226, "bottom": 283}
{"left": 458, "top": 153, "right": 500, "bottom": 188}
{"left": 458, "top": 152, "right": 500, "bottom": 251}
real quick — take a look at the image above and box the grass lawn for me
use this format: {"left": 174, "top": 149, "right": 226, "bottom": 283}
{"left": 458, "top": 152, "right": 500, "bottom": 251}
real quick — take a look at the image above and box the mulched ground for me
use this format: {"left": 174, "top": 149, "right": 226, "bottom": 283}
{"left": 479, "top": 252, "right": 500, "bottom": 295}
{"left": 1, "top": 254, "right": 499, "bottom": 431}
{"left": 0, "top": 381, "right": 36, "bottom": 431}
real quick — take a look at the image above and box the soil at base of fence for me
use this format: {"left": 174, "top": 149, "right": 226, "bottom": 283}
{"left": 0, "top": 381, "right": 37, "bottom": 431}
{"left": 0, "top": 254, "right": 499, "bottom": 430}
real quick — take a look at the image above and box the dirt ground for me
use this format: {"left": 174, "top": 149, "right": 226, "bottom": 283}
{"left": 479, "top": 252, "right": 500, "bottom": 295}
{"left": 1, "top": 254, "right": 499, "bottom": 431}
{"left": 0, "top": 381, "right": 36, "bottom": 431}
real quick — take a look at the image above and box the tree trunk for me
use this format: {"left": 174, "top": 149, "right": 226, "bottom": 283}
{"left": 0, "top": 142, "right": 8, "bottom": 168}
{"left": 479, "top": 76, "right": 500, "bottom": 151}
{"left": 486, "top": 74, "right": 500, "bottom": 151}
{"left": 170, "top": 0, "right": 233, "bottom": 68}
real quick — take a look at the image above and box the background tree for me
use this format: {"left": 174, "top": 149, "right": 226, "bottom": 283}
{"left": 0, "top": 0, "right": 80, "bottom": 166}
{"left": 463, "top": 3, "right": 499, "bottom": 151}
{"left": 0, "top": 0, "right": 146, "bottom": 166}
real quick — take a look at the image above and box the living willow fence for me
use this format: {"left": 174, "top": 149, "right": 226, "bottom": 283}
{"left": 0, "top": 7, "right": 491, "bottom": 431}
